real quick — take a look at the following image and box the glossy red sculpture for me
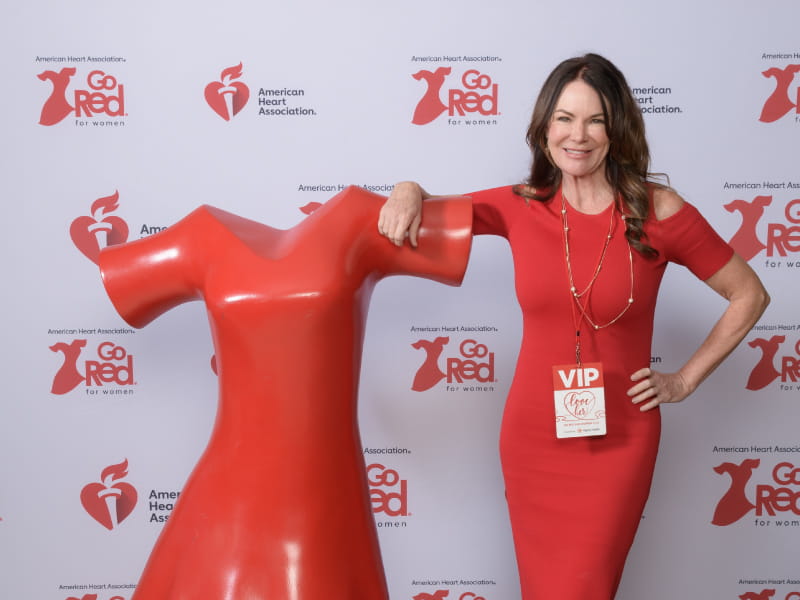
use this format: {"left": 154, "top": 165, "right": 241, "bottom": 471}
{"left": 98, "top": 186, "right": 472, "bottom": 600}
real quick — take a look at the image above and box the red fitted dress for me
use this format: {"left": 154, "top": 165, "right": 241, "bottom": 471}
{"left": 469, "top": 185, "right": 733, "bottom": 599}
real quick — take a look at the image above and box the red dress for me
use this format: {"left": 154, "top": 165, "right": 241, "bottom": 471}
{"left": 469, "top": 185, "right": 733, "bottom": 599}
{"left": 98, "top": 187, "right": 472, "bottom": 600}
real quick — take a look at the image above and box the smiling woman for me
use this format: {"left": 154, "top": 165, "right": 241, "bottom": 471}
{"left": 376, "top": 52, "right": 770, "bottom": 600}
{"left": 544, "top": 80, "right": 611, "bottom": 200}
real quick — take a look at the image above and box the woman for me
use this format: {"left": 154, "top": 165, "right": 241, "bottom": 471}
{"left": 377, "top": 53, "right": 769, "bottom": 599}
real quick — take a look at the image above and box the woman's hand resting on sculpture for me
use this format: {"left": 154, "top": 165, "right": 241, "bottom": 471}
{"left": 377, "top": 181, "right": 428, "bottom": 247}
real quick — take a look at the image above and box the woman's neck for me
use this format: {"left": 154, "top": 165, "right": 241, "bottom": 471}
{"left": 560, "top": 174, "right": 615, "bottom": 215}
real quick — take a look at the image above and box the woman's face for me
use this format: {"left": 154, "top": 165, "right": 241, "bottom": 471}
{"left": 545, "top": 79, "right": 611, "bottom": 180}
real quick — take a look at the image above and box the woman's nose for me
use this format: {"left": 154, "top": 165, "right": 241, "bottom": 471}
{"left": 570, "top": 122, "right": 588, "bottom": 141}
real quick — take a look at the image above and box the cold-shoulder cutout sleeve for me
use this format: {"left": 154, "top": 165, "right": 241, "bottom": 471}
{"left": 651, "top": 202, "right": 735, "bottom": 281}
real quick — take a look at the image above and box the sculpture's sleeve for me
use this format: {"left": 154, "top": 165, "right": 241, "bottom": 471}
{"left": 98, "top": 207, "right": 213, "bottom": 328}
{"left": 380, "top": 195, "right": 473, "bottom": 286}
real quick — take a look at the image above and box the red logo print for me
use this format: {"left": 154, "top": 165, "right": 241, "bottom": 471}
{"left": 746, "top": 335, "right": 786, "bottom": 390}
{"left": 713, "top": 459, "right": 800, "bottom": 526}
{"left": 740, "top": 589, "right": 800, "bottom": 600}
{"left": 725, "top": 196, "right": 772, "bottom": 261}
{"left": 50, "top": 340, "right": 135, "bottom": 394}
{"left": 50, "top": 339, "right": 89, "bottom": 394}
{"left": 38, "top": 68, "right": 125, "bottom": 126}
{"left": 70, "top": 191, "right": 129, "bottom": 264}
{"left": 411, "top": 68, "right": 498, "bottom": 125}
{"left": 300, "top": 201, "right": 323, "bottom": 215}
{"left": 759, "top": 64, "right": 800, "bottom": 123}
{"left": 745, "top": 334, "right": 800, "bottom": 391}
{"left": 80, "top": 459, "right": 138, "bottom": 530}
{"left": 205, "top": 63, "right": 250, "bottom": 121}
{"left": 725, "top": 195, "right": 800, "bottom": 261}
{"left": 765, "top": 197, "right": 800, "bottom": 258}
{"left": 748, "top": 592, "right": 800, "bottom": 600}
{"left": 412, "top": 67, "right": 452, "bottom": 124}
{"left": 368, "top": 463, "right": 408, "bottom": 517}
{"left": 411, "top": 338, "right": 495, "bottom": 391}
{"left": 411, "top": 336, "right": 450, "bottom": 390}
{"left": 38, "top": 67, "right": 76, "bottom": 125}
{"left": 712, "top": 459, "right": 760, "bottom": 525}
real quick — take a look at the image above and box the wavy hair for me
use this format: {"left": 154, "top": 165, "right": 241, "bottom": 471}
{"left": 513, "top": 53, "right": 662, "bottom": 257}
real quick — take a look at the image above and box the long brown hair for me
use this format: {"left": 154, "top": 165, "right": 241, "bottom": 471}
{"left": 513, "top": 53, "right": 660, "bottom": 257}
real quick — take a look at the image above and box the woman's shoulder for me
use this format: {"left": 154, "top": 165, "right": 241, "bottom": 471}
{"left": 651, "top": 184, "right": 686, "bottom": 221}
{"left": 470, "top": 184, "right": 534, "bottom": 207}
{"left": 471, "top": 184, "right": 522, "bottom": 197}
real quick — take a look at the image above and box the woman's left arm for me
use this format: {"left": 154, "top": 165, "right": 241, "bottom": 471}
{"left": 628, "top": 253, "right": 770, "bottom": 411}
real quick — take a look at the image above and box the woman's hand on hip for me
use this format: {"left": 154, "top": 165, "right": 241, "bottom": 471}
{"left": 627, "top": 368, "right": 693, "bottom": 412}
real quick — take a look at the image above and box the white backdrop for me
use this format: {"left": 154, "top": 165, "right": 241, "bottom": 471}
{"left": 2, "top": 1, "right": 800, "bottom": 599}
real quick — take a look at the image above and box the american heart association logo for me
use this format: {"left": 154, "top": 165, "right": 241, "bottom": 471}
{"left": 69, "top": 191, "right": 129, "bottom": 264}
{"left": 205, "top": 62, "right": 250, "bottom": 121}
{"left": 563, "top": 390, "right": 596, "bottom": 420}
{"left": 80, "top": 459, "right": 138, "bottom": 530}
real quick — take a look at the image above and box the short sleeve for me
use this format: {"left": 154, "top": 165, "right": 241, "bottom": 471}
{"left": 98, "top": 208, "right": 210, "bottom": 327}
{"left": 652, "top": 202, "right": 735, "bottom": 281}
{"left": 380, "top": 194, "right": 473, "bottom": 286}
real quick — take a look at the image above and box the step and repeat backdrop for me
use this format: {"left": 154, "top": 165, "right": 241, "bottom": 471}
{"left": 1, "top": 1, "right": 799, "bottom": 599}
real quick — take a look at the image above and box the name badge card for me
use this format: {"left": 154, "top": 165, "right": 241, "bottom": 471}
{"left": 552, "top": 362, "right": 607, "bottom": 438}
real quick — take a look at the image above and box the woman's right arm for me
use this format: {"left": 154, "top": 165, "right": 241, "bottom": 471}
{"left": 378, "top": 181, "right": 438, "bottom": 247}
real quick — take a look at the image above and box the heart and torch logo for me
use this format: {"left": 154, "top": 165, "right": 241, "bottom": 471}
{"left": 204, "top": 63, "right": 250, "bottom": 121}
{"left": 80, "top": 459, "right": 138, "bottom": 530}
{"left": 70, "top": 191, "right": 129, "bottom": 264}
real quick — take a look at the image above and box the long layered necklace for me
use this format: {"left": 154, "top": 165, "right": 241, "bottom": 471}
{"left": 561, "top": 192, "right": 634, "bottom": 365}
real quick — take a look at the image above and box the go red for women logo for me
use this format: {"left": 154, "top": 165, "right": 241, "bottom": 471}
{"left": 70, "top": 191, "right": 129, "bottom": 264}
{"left": 745, "top": 334, "right": 800, "bottom": 391}
{"left": 740, "top": 591, "right": 800, "bottom": 599}
{"left": 205, "top": 63, "right": 250, "bottom": 121}
{"left": 50, "top": 339, "right": 135, "bottom": 395}
{"left": 712, "top": 459, "right": 800, "bottom": 526}
{"left": 412, "top": 337, "right": 495, "bottom": 392}
{"left": 411, "top": 68, "right": 499, "bottom": 125}
{"left": 368, "top": 463, "right": 408, "bottom": 517}
{"left": 80, "top": 459, "right": 138, "bottom": 530}
{"left": 38, "top": 68, "right": 126, "bottom": 125}
{"left": 724, "top": 195, "right": 800, "bottom": 262}
{"left": 760, "top": 64, "right": 800, "bottom": 123}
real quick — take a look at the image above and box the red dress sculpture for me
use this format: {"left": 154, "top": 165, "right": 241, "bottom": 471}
{"left": 98, "top": 186, "right": 472, "bottom": 600}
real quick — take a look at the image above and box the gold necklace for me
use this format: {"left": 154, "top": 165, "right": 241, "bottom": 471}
{"left": 561, "top": 193, "right": 634, "bottom": 332}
